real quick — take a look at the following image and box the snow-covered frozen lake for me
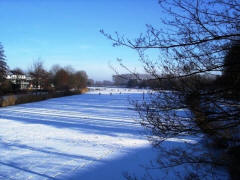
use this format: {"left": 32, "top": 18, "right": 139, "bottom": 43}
{"left": 0, "top": 88, "right": 158, "bottom": 180}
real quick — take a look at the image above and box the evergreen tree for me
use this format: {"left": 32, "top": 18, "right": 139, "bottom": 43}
{"left": 0, "top": 43, "right": 8, "bottom": 82}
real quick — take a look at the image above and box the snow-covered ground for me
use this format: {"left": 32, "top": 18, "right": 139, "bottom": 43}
{"left": 0, "top": 87, "right": 228, "bottom": 180}
{"left": 0, "top": 88, "right": 157, "bottom": 180}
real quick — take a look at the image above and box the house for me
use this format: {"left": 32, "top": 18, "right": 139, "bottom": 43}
{"left": 6, "top": 73, "right": 32, "bottom": 90}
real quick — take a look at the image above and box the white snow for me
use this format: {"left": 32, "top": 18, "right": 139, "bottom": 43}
{"left": 0, "top": 88, "right": 228, "bottom": 180}
{"left": 0, "top": 88, "right": 158, "bottom": 180}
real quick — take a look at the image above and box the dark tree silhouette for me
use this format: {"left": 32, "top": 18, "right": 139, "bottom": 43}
{"left": 222, "top": 41, "right": 240, "bottom": 98}
{"left": 0, "top": 43, "right": 8, "bottom": 82}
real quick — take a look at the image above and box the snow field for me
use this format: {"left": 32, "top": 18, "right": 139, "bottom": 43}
{"left": 0, "top": 87, "right": 228, "bottom": 180}
{"left": 0, "top": 88, "right": 155, "bottom": 180}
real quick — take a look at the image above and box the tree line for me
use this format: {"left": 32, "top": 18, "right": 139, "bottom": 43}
{"left": 0, "top": 44, "right": 88, "bottom": 95}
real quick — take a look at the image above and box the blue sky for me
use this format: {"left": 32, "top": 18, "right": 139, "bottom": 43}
{"left": 0, "top": 0, "right": 162, "bottom": 81}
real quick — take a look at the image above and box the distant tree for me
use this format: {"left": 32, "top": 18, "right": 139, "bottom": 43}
{"left": 87, "top": 79, "right": 94, "bottom": 86}
{"left": 29, "top": 61, "right": 50, "bottom": 90}
{"left": 64, "top": 65, "right": 75, "bottom": 89}
{"left": 102, "top": 80, "right": 113, "bottom": 86}
{"left": 51, "top": 65, "right": 88, "bottom": 91}
{"left": 72, "top": 71, "right": 88, "bottom": 89}
{"left": 127, "top": 79, "right": 138, "bottom": 88}
{"left": 95, "top": 81, "right": 103, "bottom": 87}
{"left": 0, "top": 43, "right": 8, "bottom": 82}
{"left": 53, "top": 68, "right": 71, "bottom": 91}
{"left": 49, "top": 64, "right": 61, "bottom": 87}
{"left": 112, "top": 74, "right": 133, "bottom": 86}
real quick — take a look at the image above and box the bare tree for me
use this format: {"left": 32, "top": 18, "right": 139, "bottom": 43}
{"left": 102, "top": 0, "right": 240, "bottom": 179}
{"left": 72, "top": 71, "right": 88, "bottom": 90}
{"left": 29, "top": 61, "right": 50, "bottom": 90}
{"left": 53, "top": 68, "right": 71, "bottom": 91}
{"left": 51, "top": 65, "right": 88, "bottom": 91}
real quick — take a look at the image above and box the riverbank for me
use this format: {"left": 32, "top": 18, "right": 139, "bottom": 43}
{"left": 0, "top": 88, "right": 88, "bottom": 107}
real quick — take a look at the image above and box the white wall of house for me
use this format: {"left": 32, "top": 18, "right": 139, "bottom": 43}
{"left": 6, "top": 74, "right": 32, "bottom": 90}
